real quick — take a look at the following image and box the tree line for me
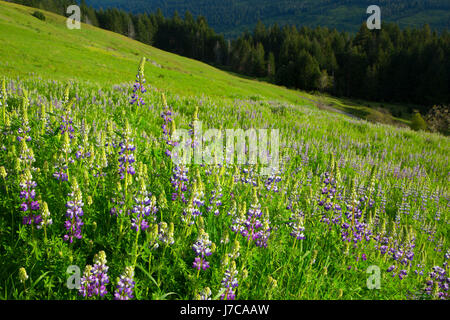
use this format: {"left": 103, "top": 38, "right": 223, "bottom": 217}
{"left": 11, "top": 0, "right": 450, "bottom": 111}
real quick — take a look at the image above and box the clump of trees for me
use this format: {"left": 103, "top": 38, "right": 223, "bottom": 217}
{"left": 410, "top": 112, "right": 428, "bottom": 131}
{"left": 425, "top": 105, "right": 449, "bottom": 135}
{"left": 31, "top": 10, "right": 46, "bottom": 21}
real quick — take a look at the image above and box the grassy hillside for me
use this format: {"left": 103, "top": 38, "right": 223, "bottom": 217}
{"left": 0, "top": 1, "right": 314, "bottom": 105}
{"left": 0, "top": 1, "right": 418, "bottom": 126}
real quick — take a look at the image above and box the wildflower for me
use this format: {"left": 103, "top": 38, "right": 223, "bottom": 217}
{"left": 18, "top": 267, "right": 28, "bottom": 283}
{"left": 37, "top": 201, "right": 52, "bottom": 229}
{"left": 171, "top": 165, "right": 189, "bottom": 202}
{"left": 0, "top": 166, "right": 6, "bottom": 179}
{"left": 207, "top": 175, "right": 223, "bottom": 216}
{"left": 195, "top": 287, "right": 212, "bottom": 300}
{"left": 160, "top": 93, "right": 175, "bottom": 153}
{"left": 53, "top": 131, "right": 73, "bottom": 181}
{"left": 182, "top": 182, "right": 204, "bottom": 224}
{"left": 63, "top": 178, "right": 84, "bottom": 243}
{"left": 130, "top": 57, "right": 146, "bottom": 106}
{"left": 192, "top": 229, "right": 213, "bottom": 271}
{"left": 19, "top": 139, "right": 36, "bottom": 169}
{"left": 288, "top": 209, "right": 306, "bottom": 240}
{"left": 19, "top": 169, "right": 41, "bottom": 226}
{"left": 59, "top": 100, "right": 75, "bottom": 139}
{"left": 118, "top": 121, "right": 136, "bottom": 180}
{"left": 114, "top": 266, "right": 135, "bottom": 300}
{"left": 236, "top": 190, "right": 271, "bottom": 248}
{"left": 79, "top": 251, "right": 109, "bottom": 298}
{"left": 17, "top": 104, "right": 31, "bottom": 142}
{"left": 157, "top": 222, "right": 175, "bottom": 246}
{"left": 220, "top": 261, "right": 239, "bottom": 300}
{"left": 130, "top": 181, "right": 157, "bottom": 232}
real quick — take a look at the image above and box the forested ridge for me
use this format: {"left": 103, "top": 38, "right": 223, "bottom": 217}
{"left": 8, "top": 0, "right": 450, "bottom": 112}
{"left": 84, "top": 0, "right": 450, "bottom": 36}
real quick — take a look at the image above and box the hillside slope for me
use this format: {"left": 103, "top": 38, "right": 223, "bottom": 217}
{"left": 0, "top": 1, "right": 314, "bottom": 105}
{"left": 0, "top": 1, "right": 420, "bottom": 126}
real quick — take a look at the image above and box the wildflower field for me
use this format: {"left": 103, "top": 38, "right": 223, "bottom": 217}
{"left": 0, "top": 1, "right": 449, "bottom": 301}
{"left": 0, "top": 56, "right": 449, "bottom": 300}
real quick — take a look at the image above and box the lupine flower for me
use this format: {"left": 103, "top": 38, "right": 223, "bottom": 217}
{"left": 157, "top": 222, "right": 175, "bottom": 246}
{"left": 118, "top": 121, "right": 136, "bottom": 180}
{"left": 19, "top": 169, "right": 41, "bottom": 226}
{"left": 130, "top": 57, "right": 146, "bottom": 106}
{"left": 130, "top": 178, "right": 157, "bottom": 232}
{"left": 53, "top": 131, "right": 73, "bottom": 181}
{"left": 18, "top": 267, "right": 28, "bottom": 283}
{"left": 37, "top": 201, "right": 52, "bottom": 229}
{"left": 114, "top": 266, "right": 135, "bottom": 300}
{"left": 424, "top": 264, "right": 449, "bottom": 300}
{"left": 264, "top": 167, "right": 282, "bottom": 192}
{"left": 192, "top": 229, "right": 213, "bottom": 271}
{"left": 110, "top": 188, "right": 125, "bottom": 216}
{"left": 59, "top": 100, "right": 75, "bottom": 139}
{"left": 63, "top": 179, "right": 84, "bottom": 243}
{"left": 19, "top": 139, "right": 36, "bottom": 169}
{"left": 79, "top": 251, "right": 109, "bottom": 298}
{"left": 288, "top": 209, "right": 306, "bottom": 240}
{"left": 195, "top": 287, "right": 212, "bottom": 300}
{"left": 160, "top": 92, "right": 176, "bottom": 155}
{"left": 220, "top": 261, "right": 239, "bottom": 300}
{"left": 235, "top": 190, "right": 271, "bottom": 248}
{"left": 206, "top": 176, "right": 223, "bottom": 216}
{"left": 17, "top": 105, "right": 31, "bottom": 142}
{"left": 182, "top": 182, "right": 204, "bottom": 225}
{"left": 171, "top": 165, "right": 189, "bottom": 202}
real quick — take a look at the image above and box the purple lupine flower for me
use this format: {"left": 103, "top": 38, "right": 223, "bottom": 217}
{"left": 130, "top": 187, "right": 157, "bottom": 232}
{"left": 160, "top": 93, "right": 177, "bottom": 156}
{"left": 114, "top": 266, "right": 135, "bottom": 300}
{"left": 63, "top": 179, "right": 84, "bottom": 243}
{"left": 53, "top": 131, "right": 73, "bottom": 181}
{"left": 118, "top": 121, "right": 136, "bottom": 180}
{"left": 17, "top": 107, "right": 31, "bottom": 142}
{"left": 288, "top": 210, "right": 306, "bottom": 240}
{"left": 264, "top": 167, "right": 282, "bottom": 192}
{"left": 18, "top": 139, "right": 36, "bottom": 169}
{"left": 130, "top": 58, "right": 146, "bottom": 107}
{"left": 171, "top": 165, "right": 189, "bottom": 202}
{"left": 220, "top": 261, "right": 239, "bottom": 300}
{"left": 206, "top": 185, "right": 223, "bottom": 216}
{"left": 19, "top": 169, "right": 41, "bottom": 226}
{"left": 235, "top": 191, "right": 271, "bottom": 248}
{"left": 79, "top": 251, "right": 109, "bottom": 298}
{"left": 423, "top": 263, "right": 449, "bottom": 299}
{"left": 182, "top": 183, "right": 204, "bottom": 225}
{"left": 192, "top": 229, "right": 213, "bottom": 271}
{"left": 110, "top": 191, "right": 125, "bottom": 216}
{"left": 59, "top": 113, "right": 75, "bottom": 139}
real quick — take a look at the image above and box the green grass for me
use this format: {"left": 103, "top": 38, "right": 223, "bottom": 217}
{"left": 0, "top": 1, "right": 315, "bottom": 106}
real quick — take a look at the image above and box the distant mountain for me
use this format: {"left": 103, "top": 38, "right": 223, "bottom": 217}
{"left": 86, "top": 0, "right": 450, "bottom": 37}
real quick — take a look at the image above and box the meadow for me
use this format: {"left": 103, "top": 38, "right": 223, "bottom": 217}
{"left": 0, "top": 1, "right": 449, "bottom": 300}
